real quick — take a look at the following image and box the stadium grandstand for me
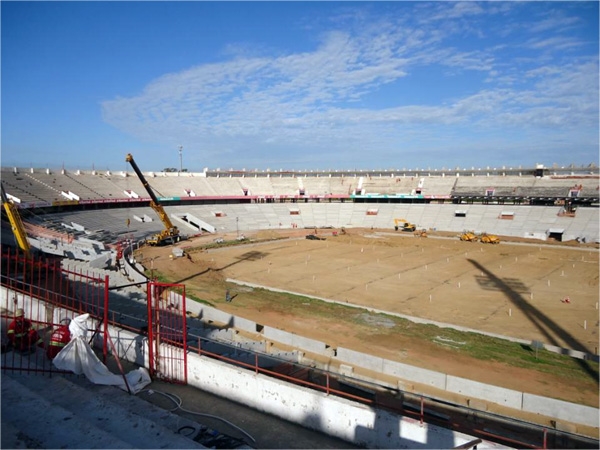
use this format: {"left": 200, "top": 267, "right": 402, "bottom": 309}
{"left": 1, "top": 163, "right": 598, "bottom": 260}
{"left": 1, "top": 161, "right": 599, "bottom": 449}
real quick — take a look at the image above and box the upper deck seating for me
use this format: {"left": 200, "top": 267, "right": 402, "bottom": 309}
{"left": 235, "top": 177, "right": 276, "bottom": 196}
{"left": 268, "top": 176, "right": 300, "bottom": 197}
{"left": 452, "top": 175, "right": 534, "bottom": 197}
{"left": 0, "top": 168, "right": 56, "bottom": 204}
{"left": 301, "top": 175, "right": 350, "bottom": 196}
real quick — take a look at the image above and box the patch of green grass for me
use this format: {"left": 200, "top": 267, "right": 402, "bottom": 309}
{"left": 391, "top": 318, "right": 599, "bottom": 384}
{"left": 187, "top": 294, "right": 213, "bottom": 307}
{"left": 186, "top": 236, "right": 288, "bottom": 253}
{"left": 144, "top": 270, "right": 170, "bottom": 283}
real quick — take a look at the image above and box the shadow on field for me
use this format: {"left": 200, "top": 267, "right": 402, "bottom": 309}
{"left": 216, "top": 250, "right": 270, "bottom": 271}
{"left": 173, "top": 250, "right": 270, "bottom": 284}
{"left": 468, "top": 259, "right": 598, "bottom": 384}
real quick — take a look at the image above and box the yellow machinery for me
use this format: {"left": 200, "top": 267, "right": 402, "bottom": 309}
{"left": 480, "top": 233, "right": 500, "bottom": 244}
{"left": 414, "top": 229, "right": 428, "bottom": 238}
{"left": 126, "top": 153, "right": 181, "bottom": 246}
{"left": 1, "top": 184, "right": 31, "bottom": 254}
{"left": 460, "top": 231, "right": 478, "bottom": 242}
{"left": 394, "top": 218, "right": 416, "bottom": 232}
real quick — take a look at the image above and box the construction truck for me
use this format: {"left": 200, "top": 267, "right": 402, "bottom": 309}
{"left": 394, "top": 218, "right": 416, "bottom": 232}
{"left": 1, "top": 184, "right": 31, "bottom": 254}
{"left": 126, "top": 153, "right": 181, "bottom": 246}
{"left": 480, "top": 233, "right": 500, "bottom": 244}
{"left": 460, "top": 231, "right": 478, "bottom": 242}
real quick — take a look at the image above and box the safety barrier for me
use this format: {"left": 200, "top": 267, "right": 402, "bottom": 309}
{"left": 0, "top": 248, "right": 109, "bottom": 373}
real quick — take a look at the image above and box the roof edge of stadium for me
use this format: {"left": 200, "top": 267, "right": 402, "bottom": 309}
{"left": 3, "top": 165, "right": 598, "bottom": 177}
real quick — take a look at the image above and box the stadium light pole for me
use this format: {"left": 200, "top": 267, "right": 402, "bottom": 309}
{"left": 178, "top": 145, "right": 183, "bottom": 172}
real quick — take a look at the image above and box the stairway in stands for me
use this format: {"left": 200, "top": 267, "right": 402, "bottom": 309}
{"left": 1, "top": 366, "right": 252, "bottom": 449}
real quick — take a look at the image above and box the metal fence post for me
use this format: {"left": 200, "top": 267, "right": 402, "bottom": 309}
{"left": 103, "top": 275, "right": 109, "bottom": 363}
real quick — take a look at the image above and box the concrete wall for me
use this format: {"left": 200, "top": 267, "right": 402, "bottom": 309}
{"left": 184, "top": 351, "right": 505, "bottom": 449}
{"left": 180, "top": 297, "right": 599, "bottom": 429}
{"left": 445, "top": 375, "right": 523, "bottom": 411}
{"left": 263, "top": 325, "right": 333, "bottom": 356}
{"left": 522, "top": 393, "right": 600, "bottom": 428}
{"left": 383, "top": 357, "right": 447, "bottom": 391}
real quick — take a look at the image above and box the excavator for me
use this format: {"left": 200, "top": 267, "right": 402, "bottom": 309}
{"left": 1, "top": 183, "right": 31, "bottom": 254}
{"left": 126, "top": 153, "right": 181, "bottom": 246}
{"left": 394, "top": 218, "right": 416, "bottom": 232}
{"left": 480, "top": 233, "right": 500, "bottom": 244}
{"left": 460, "top": 231, "right": 478, "bottom": 242}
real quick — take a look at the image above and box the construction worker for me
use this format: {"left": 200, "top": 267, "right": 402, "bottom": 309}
{"left": 47, "top": 318, "right": 72, "bottom": 360}
{"left": 7, "top": 308, "right": 43, "bottom": 353}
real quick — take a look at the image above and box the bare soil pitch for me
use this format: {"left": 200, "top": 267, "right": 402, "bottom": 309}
{"left": 135, "top": 228, "right": 599, "bottom": 416}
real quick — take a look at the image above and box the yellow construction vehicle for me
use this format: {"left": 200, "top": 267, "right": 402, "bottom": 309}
{"left": 126, "top": 153, "right": 181, "bottom": 246}
{"left": 414, "top": 228, "right": 428, "bottom": 237}
{"left": 460, "top": 231, "right": 478, "bottom": 242}
{"left": 394, "top": 218, "right": 416, "bottom": 232}
{"left": 480, "top": 233, "right": 500, "bottom": 244}
{"left": 1, "top": 184, "right": 31, "bottom": 254}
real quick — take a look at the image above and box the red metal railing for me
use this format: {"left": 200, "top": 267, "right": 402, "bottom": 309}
{"left": 190, "top": 337, "right": 576, "bottom": 449}
{"left": 1, "top": 247, "right": 108, "bottom": 373}
{"left": 146, "top": 280, "right": 187, "bottom": 384}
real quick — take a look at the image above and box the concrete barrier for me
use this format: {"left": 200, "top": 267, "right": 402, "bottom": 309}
{"left": 446, "top": 375, "right": 523, "bottom": 410}
{"left": 233, "top": 315, "right": 259, "bottom": 334}
{"left": 543, "top": 344, "right": 600, "bottom": 363}
{"left": 185, "top": 352, "right": 504, "bottom": 449}
{"left": 383, "top": 359, "right": 447, "bottom": 390}
{"left": 200, "top": 305, "right": 233, "bottom": 326}
{"left": 263, "top": 325, "right": 329, "bottom": 354}
{"left": 522, "top": 393, "right": 600, "bottom": 428}
{"left": 337, "top": 347, "right": 385, "bottom": 373}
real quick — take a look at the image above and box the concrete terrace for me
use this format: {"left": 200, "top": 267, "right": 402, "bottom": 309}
{"left": 3, "top": 165, "right": 599, "bottom": 205}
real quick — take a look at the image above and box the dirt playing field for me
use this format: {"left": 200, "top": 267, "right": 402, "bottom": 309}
{"left": 134, "top": 228, "right": 599, "bottom": 418}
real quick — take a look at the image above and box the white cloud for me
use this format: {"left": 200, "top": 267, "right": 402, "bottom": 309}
{"left": 101, "top": 3, "right": 598, "bottom": 169}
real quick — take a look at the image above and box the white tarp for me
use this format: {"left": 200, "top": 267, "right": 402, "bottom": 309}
{"left": 52, "top": 314, "right": 151, "bottom": 394}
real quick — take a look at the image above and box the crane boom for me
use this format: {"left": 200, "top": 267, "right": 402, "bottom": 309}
{"left": 1, "top": 184, "right": 31, "bottom": 254}
{"left": 125, "top": 153, "right": 180, "bottom": 246}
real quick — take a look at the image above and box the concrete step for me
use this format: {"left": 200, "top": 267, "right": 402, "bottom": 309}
{"left": 1, "top": 375, "right": 133, "bottom": 449}
{"left": 1, "top": 371, "right": 206, "bottom": 449}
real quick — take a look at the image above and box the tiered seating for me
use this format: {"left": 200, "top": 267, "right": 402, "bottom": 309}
{"left": 4, "top": 165, "right": 598, "bottom": 204}
{"left": 533, "top": 177, "right": 600, "bottom": 197}
{"left": 418, "top": 176, "right": 457, "bottom": 197}
{"left": 359, "top": 175, "right": 399, "bottom": 194}
{"left": 132, "top": 173, "right": 181, "bottom": 197}
{"left": 301, "top": 175, "right": 345, "bottom": 196}
{"left": 268, "top": 176, "right": 300, "bottom": 197}
{"left": 236, "top": 176, "right": 276, "bottom": 196}
{"left": 359, "top": 175, "right": 423, "bottom": 195}
{"left": 209, "top": 176, "right": 247, "bottom": 196}
{"left": 2, "top": 369, "right": 215, "bottom": 449}
{"left": 184, "top": 176, "right": 222, "bottom": 196}
{"left": 75, "top": 172, "right": 132, "bottom": 199}
{"left": 452, "top": 175, "right": 534, "bottom": 197}
{"left": 0, "top": 168, "right": 53, "bottom": 204}
{"left": 22, "top": 170, "right": 94, "bottom": 202}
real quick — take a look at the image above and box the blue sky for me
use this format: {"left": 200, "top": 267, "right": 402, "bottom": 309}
{"left": 1, "top": 1, "right": 598, "bottom": 172}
